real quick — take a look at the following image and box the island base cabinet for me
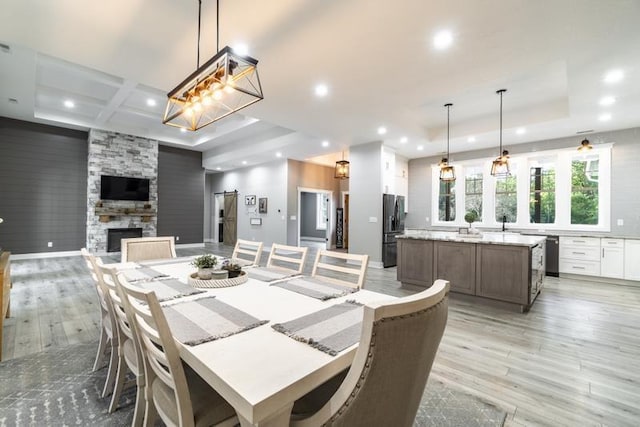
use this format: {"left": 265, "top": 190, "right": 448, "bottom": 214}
{"left": 476, "top": 245, "right": 529, "bottom": 305}
{"left": 434, "top": 241, "right": 476, "bottom": 295}
{"left": 397, "top": 239, "right": 433, "bottom": 287}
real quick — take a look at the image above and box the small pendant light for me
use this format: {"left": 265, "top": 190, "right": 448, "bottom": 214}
{"left": 577, "top": 138, "right": 593, "bottom": 151}
{"left": 490, "top": 89, "right": 510, "bottom": 177}
{"left": 439, "top": 103, "right": 456, "bottom": 182}
{"left": 335, "top": 151, "right": 350, "bottom": 179}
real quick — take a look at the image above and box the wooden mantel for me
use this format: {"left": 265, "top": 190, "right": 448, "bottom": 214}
{"left": 95, "top": 207, "right": 156, "bottom": 223}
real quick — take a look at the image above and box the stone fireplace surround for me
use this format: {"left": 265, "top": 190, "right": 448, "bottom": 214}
{"left": 86, "top": 129, "right": 158, "bottom": 254}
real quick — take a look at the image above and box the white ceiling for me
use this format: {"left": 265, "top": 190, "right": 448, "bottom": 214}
{"left": 1, "top": 0, "right": 639, "bottom": 171}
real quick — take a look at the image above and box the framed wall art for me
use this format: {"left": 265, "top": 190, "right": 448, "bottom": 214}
{"left": 258, "top": 197, "right": 268, "bottom": 213}
{"left": 250, "top": 218, "right": 262, "bottom": 225}
{"left": 245, "top": 195, "right": 256, "bottom": 205}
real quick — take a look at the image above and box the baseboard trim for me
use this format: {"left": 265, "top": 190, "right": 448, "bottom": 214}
{"left": 11, "top": 250, "right": 82, "bottom": 260}
{"left": 300, "top": 237, "right": 326, "bottom": 242}
{"left": 176, "top": 243, "right": 206, "bottom": 248}
{"left": 368, "top": 260, "right": 384, "bottom": 269}
{"left": 204, "top": 238, "right": 215, "bottom": 243}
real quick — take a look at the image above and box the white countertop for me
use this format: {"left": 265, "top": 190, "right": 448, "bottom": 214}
{"left": 397, "top": 231, "right": 546, "bottom": 247}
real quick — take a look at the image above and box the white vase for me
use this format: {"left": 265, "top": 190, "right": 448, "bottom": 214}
{"left": 197, "top": 267, "right": 213, "bottom": 280}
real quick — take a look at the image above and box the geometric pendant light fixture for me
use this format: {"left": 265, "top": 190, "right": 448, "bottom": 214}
{"left": 490, "top": 89, "right": 510, "bottom": 177}
{"left": 163, "top": 0, "right": 264, "bottom": 131}
{"left": 335, "top": 151, "right": 350, "bottom": 179}
{"left": 439, "top": 103, "right": 456, "bottom": 182}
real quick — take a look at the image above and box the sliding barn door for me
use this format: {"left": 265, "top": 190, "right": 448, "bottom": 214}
{"left": 223, "top": 191, "right": 238, "bottom": 246}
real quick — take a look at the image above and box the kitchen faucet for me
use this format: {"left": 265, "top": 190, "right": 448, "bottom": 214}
{"left": 502, "top": 215, "right": 507, "bottom": 232}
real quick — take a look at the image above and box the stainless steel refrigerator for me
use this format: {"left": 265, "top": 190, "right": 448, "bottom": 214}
{"left": 382, "top": 194, "right": 405, "bottom": 267}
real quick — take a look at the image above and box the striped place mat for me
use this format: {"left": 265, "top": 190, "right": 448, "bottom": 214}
{"left": 135, "top": 278, "right": 204, "bottom": 302}
{"left": 120, "top": 266, "right": 169, "bottom": 282}
{"left": 248, "top": 267, "right": 299, "bottom": 282}
{"left": 271, "top": 301, "right": 363, "bottom": 356}
{"left": 163, "top": 297, "right": 268, "bottom": 346}
{"left": 139, "top": 256, "right": 202, "bottom": 267}
{"left": 272, "top": 276, "right": 359, "bottom": 301}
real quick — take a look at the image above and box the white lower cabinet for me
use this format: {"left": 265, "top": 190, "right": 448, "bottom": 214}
{"left": 559, "top": 237, "right": 601, "bottom": 277}
{"left": 624, "top": 240, "right": 640, "bottom": 281}
{"left": 601, "top": 239, "right": 624, "bottom": 279}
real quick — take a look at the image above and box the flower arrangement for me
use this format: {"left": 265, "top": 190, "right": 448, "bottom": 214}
{"left": 221, "top": 260, "right": 243, "bottom": 278}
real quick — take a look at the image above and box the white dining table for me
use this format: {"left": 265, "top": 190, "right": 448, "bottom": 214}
{"left": 113, "top": 258, "right": 395, "bottom": 427}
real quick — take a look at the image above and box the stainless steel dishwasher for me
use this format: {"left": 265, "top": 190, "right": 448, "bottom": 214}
{"left": 546, "top": 236, "right": 559, "bottom": 277}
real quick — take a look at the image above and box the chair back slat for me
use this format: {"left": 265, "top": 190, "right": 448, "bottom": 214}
{"left": 266, "top": 244, "right": 308, "bottom": 274}
{"left": 311, "top": 250, "right": 369, "bottom": 289}
{"left": 232, "top": 239, "right": 263, "bottom": 265}
{"left": 81, "top": 248, "right": 117, "bottom": 337}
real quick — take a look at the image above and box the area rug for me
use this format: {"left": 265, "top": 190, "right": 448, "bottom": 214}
{"left": 0, "top": 342, "right": 506, "bottom": 426}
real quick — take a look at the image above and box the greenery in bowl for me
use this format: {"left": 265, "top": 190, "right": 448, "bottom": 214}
{"left": 192, "top": 254, "right": 218, "bottom": 269}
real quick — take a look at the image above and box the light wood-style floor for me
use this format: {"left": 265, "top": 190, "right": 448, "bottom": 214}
{"left": 3, "top": 244, "right": 640, "bottom": 426}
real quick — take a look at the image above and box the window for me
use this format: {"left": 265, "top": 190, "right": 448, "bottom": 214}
{"left": 529, "top": 162, "right": 555, "bottom": 224}
{"left": 495, "top": 173, "right": 517, "bottom": 223}
{"left": 571, "top": 155, "right": 599, "bottom": 225}
{"left": 438, "top": 180, "right": 456, "bottom": 221}
{"left": 465, "top": 169, "right": 483, "bottom": 221}
{"left": 316, "top": 193, "right": 328, "bottom": 230}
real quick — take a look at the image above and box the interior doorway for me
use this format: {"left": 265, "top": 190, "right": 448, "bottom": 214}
{"left": 212, "top": 193, "right": 225, "bottom": 243}
{"left": 222, "top": 191, "right": 238, "bottom": 246}
{"left": 298, "top": 188, "right": 332, "bottom": 250}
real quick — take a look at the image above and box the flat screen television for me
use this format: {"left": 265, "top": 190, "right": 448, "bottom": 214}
{"left": 100, "top": 175, "right": 150, "bottom": 201}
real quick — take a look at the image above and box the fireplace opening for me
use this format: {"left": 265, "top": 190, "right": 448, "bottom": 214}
{"left": 107, "top": 228, "right": 143, "bottom": 252}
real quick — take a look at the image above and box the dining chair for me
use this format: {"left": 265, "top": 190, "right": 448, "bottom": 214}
{"left": 265, "top": 243, "right": 308, "bottom": 274}
{"left": 118, "top": 274, "right": 237, "bottom": 427}
{"left": 231, "top": 239, "right": 263, "bottom": 266}
{"left": 121, "top": 236, "right": 177, "bottom": 263}
{"left": 290, "top": 279, "right": 450, "bottom": 427}
{"left": 310, "top": 250, "right": 369, "bottom": 289}
{"left": 81, "top": 248, "right": 119, "bottom": 398}
{"left": 98, "top": 264, "right": 147, "bottom": 427}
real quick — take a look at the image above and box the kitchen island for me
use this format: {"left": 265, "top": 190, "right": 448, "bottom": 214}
{"left": 397, "top": 231, "right": 546, "bottom": 311}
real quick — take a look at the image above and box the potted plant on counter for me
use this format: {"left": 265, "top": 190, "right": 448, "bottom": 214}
{"left": 192, "top": 254, "right": 218, "bottom": 280}
{"left": 464, "top": 210, "right": 480, "bottom": 235}
{"left": 221, "top": 260, "right": 243, "bottom": 278}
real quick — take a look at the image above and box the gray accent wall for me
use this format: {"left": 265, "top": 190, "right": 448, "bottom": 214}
{"left": 300, "top": 192, "right": 325, "bottom": 239}
{"left": 406, "top": 127, "right": 640, "bottom": 237}
{"left": 0, "top": 117, "right": 88, "bottom": 254}
{"left": 348, "top": 141, "right": 383, "bottom": 265}
{"left": 157, "top": 145, "right": 204, "bottom": 244}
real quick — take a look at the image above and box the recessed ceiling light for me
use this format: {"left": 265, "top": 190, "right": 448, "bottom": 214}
{"left": 233, "top": 43, "right": 249, "bottom": 56}
{"left": 400, "top": 136, "right": 408, "bottom": 143}
{"left": 377, "top": 126, "right": 387, "bottom": 135}
{"left": 276, "top": 152, "right": 282, "bottom": 158}
{"left": 216, "top": 167, "right": 222, "bottom": 171}
{"left": 516, "top": 127, "right": 526, "bottom": 135}
{"left": 598, "top": 113, "right": 612, "bottom": 122}
{"left": 467, "top": 136, "right": 476, "bottom": 143}
{"left": 314, "top": 83, "right": 329, "bottom": 97}
{"left": 63, "top": 99, "right": 75, "bottom": 108}
{"left": 180, "top": 128, "right": 187, "bottom": 133}
{"left": 599, "top": 96, "right": 616, "bottom": 106}
{"left": 417, "top": 145, "right": 424, "bottom": 151}
{"left": 146, "top": 98, "right": 157, "bottom": 107}
{"left": 242, "top": 160, "right": 248, "bottom": 165}
{"left": 603, "top": 69, "right": 624, "bottom": 84}
{"left": 322, "top": 140, "right": 330, "bottom": 147}
{"left": 433, "top": 30, "right": 453, "bottom": 50}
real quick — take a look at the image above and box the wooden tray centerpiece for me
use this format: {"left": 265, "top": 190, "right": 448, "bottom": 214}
{"left": 188, "top": 270, "right": 248, "bottom": 288}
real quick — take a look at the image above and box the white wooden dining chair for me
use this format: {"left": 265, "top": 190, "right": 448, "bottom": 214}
{"left": 231, "top": 239, "right": 263, "bottom": 266}
{"left": 310, "top": 250, "right": 369, "bottom": 289}
{"left": 291, "top": 280, "right": 450, "bottom": 427}
{"left": 265, "top": 243, "right": 309, "bottom": 274}
{"left": 118, "top": 274, "right": 237, "bottom": 427}
{"left": 121, "top": 236, "right": 177, "bottom": 263}
{"left": 81, "top": 248, "right": 119, "bottom": 398}
{"left": 98, "top": 264, "right": 147, "bottom": 427}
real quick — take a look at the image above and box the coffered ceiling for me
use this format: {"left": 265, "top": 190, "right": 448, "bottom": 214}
{"left": 1, "top": 0, "right": 639, "bottom": 171}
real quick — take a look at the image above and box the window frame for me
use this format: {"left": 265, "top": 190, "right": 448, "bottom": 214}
{"left": 430, "top": 144, "right": 612, "bottom": 232}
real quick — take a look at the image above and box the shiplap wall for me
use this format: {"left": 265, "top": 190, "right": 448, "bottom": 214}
{"left": 157, "top": 145, "right": 204, "bottom": 244}
{"left": 0, "top": 118, "right": 88, "bottom": 254}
